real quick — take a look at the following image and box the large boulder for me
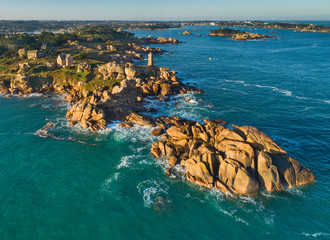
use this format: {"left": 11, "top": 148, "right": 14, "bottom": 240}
{"left": 272, "top": 154, "right": 314, "bottom": 187}
{"left": 234, "top": 125, "right": 287, "bottom": 154}
{"left": 125, "top": 112, "right": 155, "bottom": 127}
{"left": 160, "top": 83, "right": 172, "bottom": 96}
{"left": 185, "top": 159, "right": 214, "bottom": 188}
{"left": 0, "top": 81, "right": 9, "bottom": 95}
{"left": 257, "top": 151, "right": 283, "bottom": 191}
{"left": 98, "top": 62, "right": 127, "bottom": 80}
{"left": 215, "top": 128, "right": 245, "bottom": 142}
{"left": 66, "top": 101, "right": 106, "bottom": 131}
{"left": 10, "top": 75, "right": 32, "bottom": 95}
{"left": 76, "top": 62, "right": 91, "bottom": 73}
{"left": 224, "top": 140, "right": 255, "bottom": 172}
{"left": 124, "top": 63, "right": 137, "bottom": 80}
{"left": 218, "top": 158, "right": 259, "bottom": 195}
{"left": 167, "top": 126, "right": 189, "bottom": 140}
{"left": 151, "top": 128, "right": 164, "bottom": 136}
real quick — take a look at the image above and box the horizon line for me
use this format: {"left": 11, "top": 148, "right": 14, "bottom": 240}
{"left": 0, "top": 19, "right": 329, "bottom": 22}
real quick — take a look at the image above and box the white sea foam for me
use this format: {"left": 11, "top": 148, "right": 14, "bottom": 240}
{"left": 301, "top": 232, "right": 330, "bottom": 238}
{"left": 105, "top": 123, "right": 156, "bottom": 144}
{"left": 117, "top": 155, "right": 142, "bottom": 169}
{"left": 209, "top": 187, "right": 278, "bottom": 227}
{"left": 137, "top": 179, "right": 169, "bottom": 207}
{"left": 101, "top": 172, "right": 120, "bottom": 193}
{"left": 246, "top": 83, "right": 293, "bottom": 96}
{"left": 234, "top": 216, "right": 250, "bottom": 225}
{"left": 224, "top": 79, "right": 330, "bottom": 104}
{"left": 15, "top": 93, "right": 43, "bottom": 98}
{"left": 268, "top": 46, "right": 309, "bottom": 53}
{"left": 319, "top": 99, "right": 330, "bottom": 104}
{"left": 284, "top": 187, "right": 305, "bottom": 196}
{"left": 220, "top": 87, "right": 248, "bottom": 95}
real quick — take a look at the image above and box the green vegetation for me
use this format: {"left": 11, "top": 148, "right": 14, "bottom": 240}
{"left": 82, "top": 78, "right": 123, "bottom": 92}
{"left": 75, "top": 26, "right": 135, "bottom": 43}
{"left": 209, "top": 28, "right": 245, "bottom": 36}
{"left": 27, "top": 65, "right": 47, "bottom": 74}
{"left": 212, "top": 21, "right": 330, "bottom": 33}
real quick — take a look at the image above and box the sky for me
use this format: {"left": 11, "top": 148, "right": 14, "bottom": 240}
{"left": 0, "top": 0, "right": 329, "bottom": 21}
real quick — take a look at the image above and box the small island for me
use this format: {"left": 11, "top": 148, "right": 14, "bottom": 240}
{"left": 208, "top": 28, "right": 272, "bottom": 40}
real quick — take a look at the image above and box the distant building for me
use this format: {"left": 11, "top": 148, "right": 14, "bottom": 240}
{"left": 27, "top": 50, "right": 40, "bottom": 60}
{"left": 148, "top": 52, "right": 154, "bottom": 66}
{"left": 57, "top": 54, "right": 73, "bottom": 67}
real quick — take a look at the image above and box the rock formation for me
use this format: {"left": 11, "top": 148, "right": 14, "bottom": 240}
{"left": 150, "top": 119, "right": 315, "bottom": 195}
{"left": 10, "top": 75, "right": 33, "bottom": 95}
{"left": 98, "top": 62, "right": 137, "bottom": 80}
{"left": 64, "top": 63, "right": 202, "bottom": 131}
{"left": 208, "top": 28, "right": 272, "bottom": 41}
{"left": 182, "top": 31, "right": 191, "bottom": 35}
{"left": 229, "top": 33, "right": 272, "bottom": 41}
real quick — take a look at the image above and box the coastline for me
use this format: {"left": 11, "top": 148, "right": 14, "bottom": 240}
{"left": 0, "top": 27, "right": 315, "bottom": 195}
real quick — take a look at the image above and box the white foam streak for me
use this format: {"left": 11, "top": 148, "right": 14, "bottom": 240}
{"left": 301, "top": 232, "right": 330, "bottom": 238}
{"left": 224, "top": 79, "right": 330, "bottom": 104}
{"left": 137, "top": 180, "right": 169, "bottom": 207}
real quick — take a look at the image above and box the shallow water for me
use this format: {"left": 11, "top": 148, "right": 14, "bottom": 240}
{"left": 0, "top": 24, "right": 329, "bottom": 239}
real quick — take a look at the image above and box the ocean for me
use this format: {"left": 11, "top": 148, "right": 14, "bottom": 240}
{"left": 0, "top": 24, "right": 329, "bottom": 239}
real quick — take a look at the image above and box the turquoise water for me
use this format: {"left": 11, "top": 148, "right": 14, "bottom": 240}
{"left": 1, "top": 25, "right": 330, "bottom": 239}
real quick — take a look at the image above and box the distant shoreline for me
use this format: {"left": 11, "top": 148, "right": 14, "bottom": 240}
{"left": 1, "top": 20, "right": 329, "bottom": 34}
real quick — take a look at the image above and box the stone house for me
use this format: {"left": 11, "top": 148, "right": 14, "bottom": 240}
{"left": 27, "top": 50, "right": 40, "bottom": 60}
{"left": 57, "top": 54, "right": 73, "bottom": 67}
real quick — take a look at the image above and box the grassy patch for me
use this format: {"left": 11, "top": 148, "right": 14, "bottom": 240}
{"left": 82, "top": 78, "right": 124, "bottom": 92}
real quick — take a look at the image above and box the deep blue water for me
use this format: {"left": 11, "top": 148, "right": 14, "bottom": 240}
{"left": 0, "top": 25, "right": 329, "bottom": 239}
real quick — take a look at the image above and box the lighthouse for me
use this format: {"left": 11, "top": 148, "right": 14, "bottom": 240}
{"left": 148, "top": 52, "right": 154, "bottom": 66}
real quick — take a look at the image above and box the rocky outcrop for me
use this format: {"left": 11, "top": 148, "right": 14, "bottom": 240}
{"left": 77, "top": 62, "right": 91, "bottom": 73}
{"left": 233, "top": 125, "right": 287, "bottom": 154}
{"left": 150, "top": 119, "right": 314, "bottom": 195}
{"left": 18, "top": 62, "right": 30, "bottom": 74}
{"left": 143, "top": 37, "right": 180, "bottom": 44}
{"left": 0, "top": 81, "right": 10, "bottom": 95}
{"left": 208, "top": 28, "right": 272, "bottom": 41}
{"left": 10, "top": 75, "right": 33, "bottom": 95}
{"left": 230, "top": 33, "right": 272, "bottom": 41}
{"left": 182, "top": 31, "right": 191, "bottom": 35}
{"left": 138, "top": 66, "right": 202, "bottom": 97}
{"left": 66, "top": 101, "right": 107, "bottom": 131}
{"left": 98, "top": 62, "right": 137, "bottom": 80}
{"left": 257, "top": 151, "right": 284, "bottom": 192}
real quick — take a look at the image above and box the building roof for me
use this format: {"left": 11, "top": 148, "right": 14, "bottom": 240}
{"left": 28, "top": 50, "right": 38, "bottom": 54}
{"left": 58, "top": 54, "right": 72, "bottom": 60}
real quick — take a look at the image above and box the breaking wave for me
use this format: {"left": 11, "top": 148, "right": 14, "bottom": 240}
{"left": 301, "top": 232, "right": 330, "bottom": 238}
{"left": 137, "top": 179, "right": 169, "bottom": 207}
{"left": 223, "top": 79, "right": 330, "bottom": 104}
